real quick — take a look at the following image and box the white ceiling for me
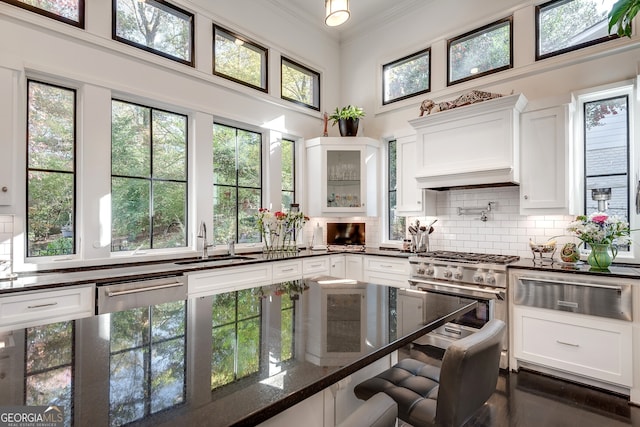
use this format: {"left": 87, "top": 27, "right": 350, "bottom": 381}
{"left": 268, "top": 0, "right": 425, "bottom": 41}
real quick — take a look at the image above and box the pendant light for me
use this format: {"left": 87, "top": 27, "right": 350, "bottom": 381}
{"left": 325, "top": 0, "right": 350, "bottom": 27}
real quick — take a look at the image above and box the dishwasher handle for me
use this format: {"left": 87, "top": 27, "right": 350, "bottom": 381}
{"left": 98, "top": 276, "right": 186, "bottom": 314}
{"left": 106, "top": 281, "right": 183, "bottom": 297}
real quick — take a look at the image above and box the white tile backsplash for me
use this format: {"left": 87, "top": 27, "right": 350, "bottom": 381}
{"left": 0, "top": 215, "right": 14, "bottom": 277}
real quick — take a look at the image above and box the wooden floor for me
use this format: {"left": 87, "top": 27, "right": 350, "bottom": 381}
{"left": 399, "top": 345, "right": 640, "bottom": 427}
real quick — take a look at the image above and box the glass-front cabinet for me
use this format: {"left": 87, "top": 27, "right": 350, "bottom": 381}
{"left": 305, "top": 137, "right": 379, "bottom": 216}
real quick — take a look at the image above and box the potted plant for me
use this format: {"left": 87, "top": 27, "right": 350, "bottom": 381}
{"left": 329, "top": 105, "right": 365, "bottom": 137}
{"left": 608, "top": 0, "right": 639, "bottom": 37}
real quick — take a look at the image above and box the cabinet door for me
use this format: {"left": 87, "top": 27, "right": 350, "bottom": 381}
{"left": 345, "top": 254, "right": 363, "bottom": 281}
{"left": 324, "top": 146, "right": 366, "bottom": 214}
{"left": 396, "top": 135, "right": 423, "bottom": 214}
{"left": 0, "top": 68, "right": 15, "bottom": 206}
{"left": 330, "top": 255, "right": 346, "bottom": 278}
{"left": 520, "top": 105, "right": 575, "bottom": 214}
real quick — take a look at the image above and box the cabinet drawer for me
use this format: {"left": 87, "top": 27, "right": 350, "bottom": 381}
{"left": 514, "top": 306, "right": 632, "bottom": 386}
{"left": 273, "top": 260, "right": 303, "bottom": 282}
{"left": 363, "top": 256, "right": 409, "bottom": 275}
{"left": 303, "top": 257, "right": 330, "bottom": 277}
{"left": 364, "top": 270, "right": 409, "bottom": 288}
{"left": 187, "top": 264, "right": 272, "bottom": 297}
{"left": 0, "top": 285, "right": 95, "bottom": 331}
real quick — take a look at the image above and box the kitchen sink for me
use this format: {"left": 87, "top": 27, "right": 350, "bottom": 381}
{"left": 174, "top": 255, "right": 255, "bottom": 265}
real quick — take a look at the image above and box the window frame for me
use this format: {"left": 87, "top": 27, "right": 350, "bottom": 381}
{"left": 213, "top": 24, "right": 269, "bottom": 93}
{"left": 26, "top": 79, "right": 77, "bottom": 259}
{"left": 110, "top": 98, "right": 189, "bottom": 253}
{"left": 281, "top": 137, "right": 297, "bottom": 209}
{"left": 447, "top": 16, "right": 513, "bottom": 86}
{"left": 535, "top": 0, "right": 619, "bottom": 61}
{"left": 382, "top": 47, "right": 431, "bottom": 105}
{"left": 112, "top": 0, "right": 195, "bottom": 67}
{"left": 387, "top": 139, "right": 406, "bottom": 242}
{"left": 1, "top": 0, "right": 85, "bottom": 28}
{"left": 280, "top": 56, "right": 321, "bottom": 111}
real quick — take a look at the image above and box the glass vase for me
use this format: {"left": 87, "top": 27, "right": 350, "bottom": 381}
{"left": 587, "top": 243, "right": 616, "bottom": 270}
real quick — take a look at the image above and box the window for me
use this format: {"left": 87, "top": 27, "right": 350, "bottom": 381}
{"left": 213, "top": 24, "right": 268, "bottom": 92}
{"left": 25, "top": 321, "right": 74, "bottom": 427}
{"left": 2, "top": 0, "right": 84, "bottom": 27}
{"left": 211, "top": 289, "right": 261, "bottom": 390}
{"left": 213, "top": 123, "right": 262, "bottom": 245}
{"left": 281, "top": 138, "right": 296, "bottom": 209}
{"left": 383, "top": 48, "right": 431, "bottom": 105}
{"left": 111, "top": 100, "right": 188, "bottom": 252}
{"left": 448, "top": 17, "right": 512, "bottom": 86}
{"left": 281, "top": 57, "right": 320, "bottom": 110}
{"left": 388, "top": 140, "right": 406, "bottom": 241}
{"left": 27, "top": 80, "right": 76, "bottom": 258}
{"left": 113, "top": 0, "right": 194, "bottom": 66}
{"left": 583, "top": 94, "right": 629, "bottom": 222}
{"left": 536, "top": 0, "right": 618, "bottom": 60}
{"left": 109, "top": 302, "right": 186, "bottom": 425}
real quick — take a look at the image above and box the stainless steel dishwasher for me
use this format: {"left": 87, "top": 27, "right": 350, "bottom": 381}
{"left": 513, "top": 274, "right": 632, "bottom": 321}
{"left": 97, "top": 274, "right": 186, "bottom": 314}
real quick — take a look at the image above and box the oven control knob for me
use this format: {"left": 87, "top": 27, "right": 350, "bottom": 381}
{"left": 485, "top": 270, "right": 496, "bottom": 285}
{"left": 454, "top": 267, "right": 464, "bottom": 280}
{"left": 426, "top": 265, "right": 435, "bottom": 276}
{"left": 473, "top": 271, "right": 485, "bottom": 284}
{"left": 443, "top": 268, "right": 453, "bottom": 279}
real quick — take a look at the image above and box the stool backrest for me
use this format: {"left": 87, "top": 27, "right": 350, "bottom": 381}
{"left": 435, "top": 319, "right": 505, "bottom": 427}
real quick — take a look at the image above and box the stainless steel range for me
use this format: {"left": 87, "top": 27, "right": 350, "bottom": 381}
{"left": 408, "top": 251, "right": 519, "bottom": 369}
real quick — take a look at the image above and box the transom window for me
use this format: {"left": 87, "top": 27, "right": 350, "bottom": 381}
{"left": 536, "top": 0, "right": 618, "bottom": 60}
{"left": 2, "top": 0, "right": 84, "bottom": 27}
{"left": 113, "top": 0, "right": 194, "bottom": 66}
{"left": 26, "top": 80, "right": 76, "bottom": 258}
{"left": 383, "top": 48, "right": 431, "bottom": 105}
{"left": 448, "top": 17, "right": 513, "bottom": 86}
{"left": 111, "top": 100, "right": 188, "bottom": 252}
{"left": 213, "top": 24, "right": 268, "bottom": 92}
{"left": 213, "top": 123, "right": 262, "bottom": 245}
{"left": 281, "top": 57, "right": 320, "bottom": 110}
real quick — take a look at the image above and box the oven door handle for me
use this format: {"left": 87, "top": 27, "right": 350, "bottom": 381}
{"left": 409, "top": 279, "right": 505, "bottom": 300}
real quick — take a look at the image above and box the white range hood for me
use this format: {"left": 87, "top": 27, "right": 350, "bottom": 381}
{"left": 408, "top": 93, "right": 528, "bottom": 190}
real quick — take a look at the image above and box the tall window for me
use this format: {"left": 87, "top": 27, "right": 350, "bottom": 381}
{"left": 213, "top": 123, "right": 262, "bottom": 245}
{"left": 25, "top": 321, "right": 74, "bottom": 427}
{"left": 211, "top": 289, "right": 261, "bottom": 390}
{"left": 383, "top": 48, "right": 431, "bottom": 105}
{"left": 281, "top": 57, "right": 320, "bottom": 110}
{"left": 109, "top": 301, "right": 186, "bottom": 425}
{"left": 448, "top": 17, "right": 512, "bottom": 86}
{"left": 2, "top": 0, "right": 84, "bottom": 27}
{"left": 584, "top": 94, "right": 629, "bottom": 221}
{"left": 536, "top": 0, "right": 618, "bottom": 60}
{"left": 27, "top": 80, "right": 76, "bottom": 258}
{"left": 213, "top": 24, "right": 268, "bottom": 92}
{"left": 281, "top": 138, "right": 295, "bottom": 210}
{"left": 388, "top": 140, "right": 406, "bottom": 241}
{"left": 111, "top": 100, "right": 188, "bottom": 252}
{"left": 113, "top": 0, "right": 194, "bottom": 66}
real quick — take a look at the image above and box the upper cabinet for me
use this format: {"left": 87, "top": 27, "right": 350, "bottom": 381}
{"left": 0, "top": 67, "right": 16, "bottom": 206}
{"left": 395, "top": 134, "right": 436, "bottom": 216}
{"left": 408, "top": 93, "right": 528, "bottom": 189}
{"left": 519, "top": 104, "right": 578, "bottom": 215}
{"left": 305, "top": 137, "right": 379, "bottom": 217}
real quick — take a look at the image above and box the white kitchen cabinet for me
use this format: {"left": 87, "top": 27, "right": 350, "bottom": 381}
{"left": 345, "top": 254, "right": 363, "bottom": 281}
{"left": 305, "top": 137, "right": 379, "bottom": 217}
{"left": 329, "top": 254, "right": 346, "bottom": 279}
{"left": 520, "top": 104, "right": 577, "bottom": 215}
{"left": 272, "top": 259, "right": 303, "bottom": 282}
{"left": 362, "top": 256, "right": 410, "bottom": 288}
{"left": 0, "top": 67, "right": 16, "bottom": 206}
{"left": 0, "top": 284, "right": 95, "bottom": 332}
{"left": 395, "top": 135, "right": 437, "bottom": 216}
{"left": 512, "top": 305, "right": 632, "bottom": 388}
{"left": 303, "top": 256, "right": 331, "bottom": 278}
{"left": 186, "top": 263, "right": 272, "bottom": 297}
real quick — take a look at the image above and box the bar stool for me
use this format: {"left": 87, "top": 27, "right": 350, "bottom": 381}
{"left": 354, "top": 319, "right": 505, "bottom": 427}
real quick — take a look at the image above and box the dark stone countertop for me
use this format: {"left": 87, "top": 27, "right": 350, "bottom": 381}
{"left": 508, "top": 258, "right": 640, "bottom": 279}
{"left": 0, "top": 277, "right": 476, "bottom": 427}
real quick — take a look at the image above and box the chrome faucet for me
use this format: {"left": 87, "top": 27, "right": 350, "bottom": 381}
{"left": 197, "top": 221, "right": 215, "bottom": 259}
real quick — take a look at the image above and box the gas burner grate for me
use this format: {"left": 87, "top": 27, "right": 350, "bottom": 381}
{"left": 420, "top": 251, "right": 520, "bottom": 264}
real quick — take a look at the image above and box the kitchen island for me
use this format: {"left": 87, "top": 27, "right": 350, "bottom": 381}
{"left": 0, "top": 276, "right": 476, "bottom": 427}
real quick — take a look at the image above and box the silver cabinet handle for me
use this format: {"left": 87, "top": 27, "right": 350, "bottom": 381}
{"left": 556, "top": 340, "right": 579, "bottom": 347}
{"left": 107, "top": 282, "right": 183, "bottom": 297}
{"left": 519, "top": 277, "right": 623, "bottom": 291}
{"left": 280, "top": 268, "right": 295, "bottom": 272}
{"left": 557, "top": 300, "right": 579, "bottom": 309}
{"left": 28, "top": 302, "right": 58, "bottom": 309}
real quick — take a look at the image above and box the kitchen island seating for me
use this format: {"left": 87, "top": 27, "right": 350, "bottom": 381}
{"left": 337, "top": 392, "right": 398, "bottom": 427}
{"left": 354, "top": 319, "right": 506, "bottom": 427}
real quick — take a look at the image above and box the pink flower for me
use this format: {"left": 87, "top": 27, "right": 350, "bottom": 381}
{"left": 591, "top": 215, "right": 608, "bottom": 224}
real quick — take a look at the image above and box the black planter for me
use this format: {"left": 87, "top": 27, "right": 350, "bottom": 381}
{"left": 338, "top": 118, "right": 359, "bottom": 137}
